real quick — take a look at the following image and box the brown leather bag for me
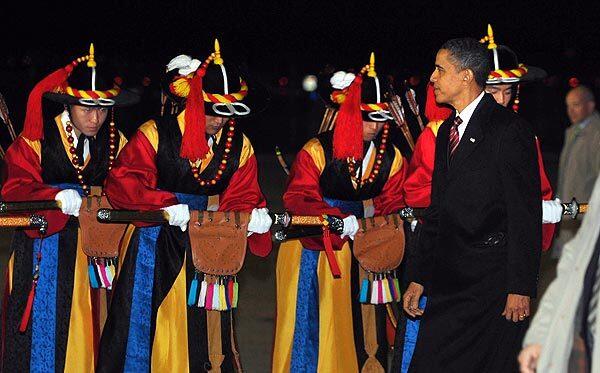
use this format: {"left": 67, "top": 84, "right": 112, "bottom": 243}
{"left": 353, "top": 214, "right": 405, "bottom": 273}
{"left": 188, "top": 210, "right": 250, "bottom": 275}
{"left": 78, "top": 195, "right": 128, "bottom": 258}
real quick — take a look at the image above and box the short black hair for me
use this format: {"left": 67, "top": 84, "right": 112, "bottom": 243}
{"left": 440, "top": 38, "right": 490, "bottom": 88}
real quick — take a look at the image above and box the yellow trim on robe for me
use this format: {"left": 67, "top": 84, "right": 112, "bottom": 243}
{"left": 55, "top": 115, "right": 92, "bottom": 169}
{"left": 64, "top": 229, "right": 95, "bottom": 372}
{"left": 428, "top": 119, "right": 444, "bottom": 137}
{"left": 273, "top": 240, "right": 359, "bottom": 373}
{"left": 22, "top": 137, "right": 42, "bottom": 159}
{"left": 304, "top": 138, "right": 326, "bottom": 173}
{"left": 140, "top": 112, "right": 252, "bottom": 174}
{"left": 388, "top": 147, "right": 404, "bottom": 178}
{"left": 306, "top": 136, "right": 403, "bottom": 181}
{"left": 21, "top": 115, "right": 125, "bottom": 162}
{"left": 7, "top": 252, "right": 14, "bottom": 294}
{"left": 316, "top": 243, "right": 358, "bottom": 372}
{"left": 151, "top": 252, "right": 190, "bottom": 373}
{"left": 117, "top": 131, "right": 128, "bottom": 154}
{"left": 273, "top": 240, "right": 303, "bottom": 372}
{"left": 138, "top": 120, "right": 160, "bottom": 152}
{"left": 239, "top": 134, "right": 254, "bottom": 168}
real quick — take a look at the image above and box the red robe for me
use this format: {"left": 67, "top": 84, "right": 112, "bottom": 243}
{"left": 403, "top": 121, "right": 555, "bottom": 250}
{"left": 283, "top": 139, "right": 408, "bottom": 250}
{"left": 103, "top": 120, "right": 271, "bottom": 257}
{"left": 2, "top": 119, "right": 128, "bottom": 237}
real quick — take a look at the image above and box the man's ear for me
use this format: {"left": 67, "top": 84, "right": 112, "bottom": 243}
{"left": 462, "top": 69, "right": 474, "bottom": 85}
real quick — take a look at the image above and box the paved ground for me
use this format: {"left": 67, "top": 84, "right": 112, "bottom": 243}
{"left": 0, "top": 152, "right": 576, "bottom": 372}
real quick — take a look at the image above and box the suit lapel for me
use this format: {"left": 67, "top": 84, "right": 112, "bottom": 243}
{"left": 449, "top": 94, "right": 494, "bottom": 171}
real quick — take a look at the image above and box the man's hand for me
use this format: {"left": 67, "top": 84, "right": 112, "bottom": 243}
{"left": 403, "top": 282, "right": 425, "bottom": 317}
{"left": 518, "top": 344, "right": 541, "bottom": 373}
{"left": 502, "top": 294, "right": 530, "bottom": 322}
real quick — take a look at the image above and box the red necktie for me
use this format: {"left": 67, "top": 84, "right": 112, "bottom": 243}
{"left": 448, "top": 116, "right": 462, "bottom": 156}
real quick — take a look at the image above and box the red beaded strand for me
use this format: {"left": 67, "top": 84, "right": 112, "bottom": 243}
{"left": 65, "top": 109, "right": 117, "bottom": 196}
{"left": 190, "top": 119, "right": 236, "bottom": 187}
{"left": 346, "top": 122, "right": 390, "bottom": 186}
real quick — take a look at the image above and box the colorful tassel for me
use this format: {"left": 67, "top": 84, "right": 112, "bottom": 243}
{"left": 394, "top": 277, "right": 401, "bottom": 301}
{"left": 233, "top": 279, "right": 239, "bottom": 308}
{"left": 388, "top": 277, "right": 397, "bottom": 302}
{"left": 198, "top": 276, "right": 208, "bottom": 308}
{"left": 98, "top": 260, "right": 110, "bottom": 289}
{"left": 359, "top": 277, "right": 370, "bottom": 303}
{"left": 227, "top": 278, "right": 234, "bottom": 308}
{"left": 88, "top": 262, "right": 99, "bottom": 289}
{"left": 188, "top": 275, "right": 199, "bottom": 306}
{"left": 212, "top": 282, "right": 220, "bottom": 311}
{"left": 20, "top": 253, "right": 41, "bottom": 332}
{"left": 377, "top": 277, "right": 384, "bottom": 304}
{"left": 106, "top": 261, "right": 116, "bottom": 288}
{"left": 205, "top": 282, "right": 214, "bottom": 310}
{"left": 382, "top": 277, "right": 392, "bottom": 303}
{"left": 219, "top": 282, "right": 227, "bottom": 311}
{"left": 370, "top": 278, "right": 379, "bottom": 304}
{"left": 19, "top": 278, "right": 38, "bottom": 332}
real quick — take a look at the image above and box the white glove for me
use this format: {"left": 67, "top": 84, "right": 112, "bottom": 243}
{"left": 340, "top": 215, "right": 359, "bottom": 240}
{"left": 247, "top": 208, "right": 273, "bottom": 236}
{"left": 542, "top": 198, "right": 563, "bottom": 224}
{"left": 54, "top": 189, "right": 82, "bottom": 217}
{"left": 161, "top": 204, "right": 190, "bottom": 231}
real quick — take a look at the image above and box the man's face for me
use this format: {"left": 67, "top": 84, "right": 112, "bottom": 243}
{"left": 205, "top": 115, "right": 229, "bottom": 136}
{"left": 362, "top": 120, "right": 385, "bottom": 142}
{"left": 485, "top": 84, "right": 514, "bottom": 107}
{"left": 566, "top": 91, "right": 595, "bottom": 125}
{"left": 69, "top": 105, "right": 108, "bottom": 137}
{"left": 430, "top": 49, "right": 465, "bottom": 105}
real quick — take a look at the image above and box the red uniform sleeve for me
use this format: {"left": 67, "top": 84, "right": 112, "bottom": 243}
{"left": 218, "top": 154, "right": 272, "bottom": 257}
{"left": 373, "top": 156, "right": 408, "bottom": 216}
{"left": 283, "top": 148, "right": 350, "bottom": 250}
{"left": 104, "top": 130, "right": 178, "bottom": 212}
{"left": 403, "top": 127, "right": 436, "bottom": 208}
{"left": 536, "top": 138, "right": 555, "bottom": 251}
{"left": 1, "top": 137, "right": 68, "bottom": 237}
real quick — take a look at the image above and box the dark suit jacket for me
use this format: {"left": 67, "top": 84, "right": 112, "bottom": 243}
{"left": 408, "top": 92, "right": 542, "bottom": 298}
{"left": 406, "top": 93, "right": 543, "bottom": 372}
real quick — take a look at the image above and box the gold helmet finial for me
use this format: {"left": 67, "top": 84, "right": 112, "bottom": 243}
{"left": 367, "top": 52, "right": 377, "bottom": 77}
{"left": 87, "top": 43, "right": 97, "bottom": 68}
{"left": 214, "top": 39, "right": 224, "bottom": 65}
{"left": 479, "top": 24, "right": 497, "bottom": 50}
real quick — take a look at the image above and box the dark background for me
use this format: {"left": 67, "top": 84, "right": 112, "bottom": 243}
{"left": 1, "top": 0, "right": 599, "bottom": 156}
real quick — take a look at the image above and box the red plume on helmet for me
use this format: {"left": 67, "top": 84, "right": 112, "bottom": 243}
{"left": 22, "top": 65, "right": 72, "bottom": 141}
{"left": 333, "top": 75, "right": 364, "bottom": 160}
{"left": 180, "top": 67, "right": 210, "bottom": 161}
{"left": 424, "top": 83, "right": 451, "bottom": 122}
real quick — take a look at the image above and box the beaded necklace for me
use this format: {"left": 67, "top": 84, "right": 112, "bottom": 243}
{"left": 346, "top": 122, "right": 390, "bottom": 186}
{"left": 190, "top": 119, "right": 236, "bottom": 187}
{"left": 64, "top": 110, "right": 117, "bottom": 196}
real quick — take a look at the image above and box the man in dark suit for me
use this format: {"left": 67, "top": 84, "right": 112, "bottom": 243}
{"left": 402, "top": 38, "right": 542, "bottom": 372}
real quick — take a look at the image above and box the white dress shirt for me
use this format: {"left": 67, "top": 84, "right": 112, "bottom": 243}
{"left": 455, "top": 91, "right": 485, "bottom": 141}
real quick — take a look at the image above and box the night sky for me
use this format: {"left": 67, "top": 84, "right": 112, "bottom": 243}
{"left": 2, "top": 0, "right": 600, "bottom": 154}
{"left": 4, "top": 1, "right": 600, "bottom": 76}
